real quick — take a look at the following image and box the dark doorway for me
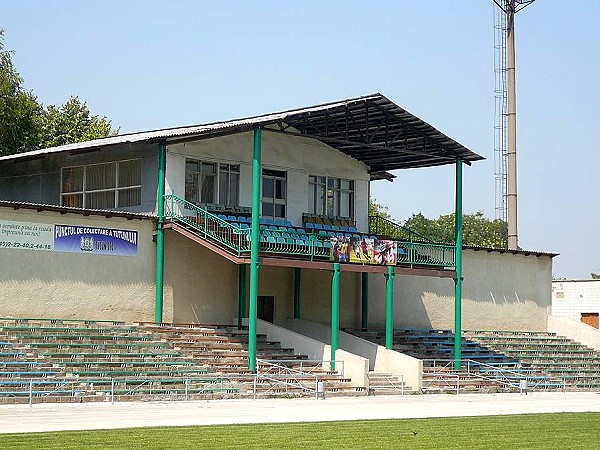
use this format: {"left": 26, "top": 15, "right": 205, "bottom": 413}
{"left": 257, "top": 296, "right": 275, "bottom": 323}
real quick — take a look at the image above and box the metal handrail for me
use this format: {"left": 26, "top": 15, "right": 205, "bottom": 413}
{"left": 163, "top": 194, "right": 454, "bottom": 268}
{"left": 422, "top": 358, "right": 565, "bottom": 392}
{"left": 368, "top": 215, "right": 440, "bottom": 244}
{"left": 253, "top": 359, "right": 344, "bottom": 399}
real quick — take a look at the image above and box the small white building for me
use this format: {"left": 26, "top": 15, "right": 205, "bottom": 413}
{"left": 552, "top": 280, "right": 600, "bottom": 329}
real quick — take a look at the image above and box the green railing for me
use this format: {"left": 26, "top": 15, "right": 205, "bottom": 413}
{"left": 164, "top": 194, "right": 251, "bottom": 257}
{"left": 370, "top": 215, "right": 455, "bottom": 268}
{"left": 163, "top": 195, "right": 454, "bottom": 268}
{"left": 163, "top": 194, "right": 329, "bottom": 260}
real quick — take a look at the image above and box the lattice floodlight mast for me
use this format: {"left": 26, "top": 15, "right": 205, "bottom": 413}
{"left": 492, "top": 0, "right": 535, "bottom": 249}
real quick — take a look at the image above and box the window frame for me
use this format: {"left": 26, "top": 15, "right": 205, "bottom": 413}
{"left": 262, "top": 168, "right": 287, "bottom": 219}
{"left": 60, "top": 159, "right": 142, "bottom": 209}
{"left": 184, "top": 158, "right": 241, "bottom": 207}
{"left": 308, "top": 175, "right": 355, "bottom": 219}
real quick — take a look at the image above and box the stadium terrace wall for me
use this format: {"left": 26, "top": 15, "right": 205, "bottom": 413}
{"left": 0, "top": 206, "right": 553, "bottom": 332}
{"left": 0, "top": 206, "right": 164, "bottom": 322}
{"left": 368, "top": 249, "right": 553, "bottom": 332}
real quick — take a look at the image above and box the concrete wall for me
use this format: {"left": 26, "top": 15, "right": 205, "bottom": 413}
{"left": 547, "top": 315, "right": 600, "bottom": 351}
{"left": 0, "top": 143, "right": 159, "bottom": 214}
{"left": 552, "top": 280, "right": 600, "bottom": 323}
{"left": 368, "top": 250, "right": 553, "bottom": 332}
{"left": 254, "top": 319, "right": 368, "bottom": 387}
{"left": 167, "top": 131, "right": 371, "bottom": 231}
{"left": 286, "top": 318, "right": 421, "bottom": 390}
{"left": 0, "top": 206, "right": 160, "bottom": 322}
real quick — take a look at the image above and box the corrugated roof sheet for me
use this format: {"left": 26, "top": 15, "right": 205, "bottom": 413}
{"left": 0, "top": 93, "right": 484, "bottom": 171}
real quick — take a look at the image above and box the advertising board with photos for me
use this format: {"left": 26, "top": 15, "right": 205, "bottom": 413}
{"left": 329, "top": 236, "right": 397, "bottom": 265}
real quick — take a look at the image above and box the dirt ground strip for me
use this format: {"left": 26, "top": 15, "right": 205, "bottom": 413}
{"left": 1, "top": 392, "right": 600, "bottom": 434}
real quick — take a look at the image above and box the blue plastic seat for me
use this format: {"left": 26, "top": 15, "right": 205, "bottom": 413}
{"left": 305, "top": 223, "right": 314, "bottom": 230}
{"left": 240, "top": 223, "right": 250, "bottom": 229}
{"left": 273, "top": 218, "right": 285, "bottom": 226}
{"left": 318, "top": 230, "right": 328, "bottom": 237}
{"left": 313, "top": 240, "right": 323, "bottom": 248}
{"left": 217, "top": 214, "right": 228, "bottom": 221}
{"left": 348, "top": 227, "right": 358, "bottom": 232}
{"left": 264, "top": 217, "right": 274, "bottom": 225}
{"left": 340, "top": 226, "right": 349, "bottom": 232}
{"left": 314, "top": 223, "right": 323, "bottom": 230}
{"left": 331, "top": 225, "right": 340, "bottom": 231}
{"left": 266, "top": 236, "right": 276, "bottom": 244}
{"left": 296, "top": 239, "right": 306, "bottom": 246}
{"left": 227, "top": 215, "right": 237, "bottom": 222}
{"left": 276, "top": 237, "right": 285, "bottom": 244}
{"left": 269, "top": 225, "right": 279, "bottom": 231}
{"left": 327, "top": 231, "right": 336, "bottom": 237}
{"left": 278, "top": 226, "right": 288, "bottom": 232}
{"left": 237, "top": 216, "right": 249, "bottom": 223}
{"left": 296, "top": 228, "right": 306, "bottom": 234}
{"left": 283, "top": 220, "right": 293, "bottom": 227}
{"left": 322, "top": 224, "right": 332, "bottom": 230}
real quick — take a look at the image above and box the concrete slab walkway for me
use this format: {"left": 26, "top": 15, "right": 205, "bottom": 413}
{"left": 1, "top": 392, "right": 600, "bottom": 434}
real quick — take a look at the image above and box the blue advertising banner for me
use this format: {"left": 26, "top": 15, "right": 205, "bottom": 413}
{"left": 54, "top": 225, "right": 138, "bottom": 256}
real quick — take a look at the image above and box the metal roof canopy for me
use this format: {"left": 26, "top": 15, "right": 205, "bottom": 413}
{"left": 0, "top": 93, "right": 483, "bottom": 173}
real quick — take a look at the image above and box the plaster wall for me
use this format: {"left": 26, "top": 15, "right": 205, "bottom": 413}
{"left": 166, "top": 131, "right": 371, "bottom": 231}
{"left": 0, "top": 143, "right": 159, "bottom": 214}
{"left": 551, "top": 280, "right": 600, "bottom": 322}
{"left": 0, "top": 207, "right": 160, "bottom": 322}
{"left": 368, "top": 250, "right": 553, "bottom": 331}
{"left": 547, "top": 315, "right": 600, "bottom": 351}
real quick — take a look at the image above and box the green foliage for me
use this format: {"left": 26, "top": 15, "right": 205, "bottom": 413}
{"left": 3, "top": 413, "right": 600, "bottom": 450}
{"left": 39, "top": 96, "right": 116, "bottom": 149}
{"left": 404, "top": 211, "right": 508, "bottom": 248}
{"left": 0, "top": 31, "right": 116, "bottom": 156}
{"left": 368, "top": 197, "right": 390, "bottom": 220}
{"left": 591, "top": 272, "right": 600, "bottom": 280}
{"left": 0, "top": 30, "right": 43, "bottom": 156}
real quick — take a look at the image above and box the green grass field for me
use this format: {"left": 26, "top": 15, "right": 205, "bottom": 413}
{"left": 3, "top": 413, "right": 599, "bottom": 449}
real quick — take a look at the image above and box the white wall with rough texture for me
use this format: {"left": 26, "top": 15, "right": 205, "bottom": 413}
{"left": 0, "top": 207, "right": 161, "bottom": 322}
{"left": 547, "top": 315, "right": 600, "bottom": 351}
{"left": 166, "top": 131, "right": 371, "bottom": 231}
{"left": 552, "top": 280, "right": 600, "bottom": 323}
{"left": 367, "top": 250, "right": 553, "bottom": 332}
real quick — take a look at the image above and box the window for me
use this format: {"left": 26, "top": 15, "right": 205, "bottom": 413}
{"left": 308, "top": 176, "right": 354, "bottom": 218}
{"left": 219, "top": 164, "right": 240, "bottom": 206}
{"left": 185, "top": 160, "right": 240, "bottom": 207}
{"left": 308, "top": 176, "right": 326, "bottom": 215}
{"left": 185, "top": 161, "right": 216, "bottom": 204}
{"left": 262, "top": 169, "right": 287, "bottom": 219}
{"left": 61, "top": 160, "right": 141, "bottom": 209}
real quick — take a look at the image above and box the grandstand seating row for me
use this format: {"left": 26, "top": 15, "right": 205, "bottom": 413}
{"left": 0, "top": 318, "right": 362, "bottom": 403}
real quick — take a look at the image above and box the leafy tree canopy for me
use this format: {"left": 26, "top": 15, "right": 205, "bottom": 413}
{"left": 369, "top": 197, "right": 508, "bottom": 248}
{"left": 0, "top": 31, "right": 116, "bottom": 156}
{"left": 404, "top": 211, "right": 508, "bottom": 248}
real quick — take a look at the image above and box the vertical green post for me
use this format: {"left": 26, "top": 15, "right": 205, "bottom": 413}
{"left": 293, "top": 267, "right": 302, "bottom": 319}
{"left": 454, "top": 160, "right": 464, "bottom": 370}
{"left": 248, "top": 128, "right": 262, "bottom": 372}
{"left": 385, "top": 266, "right": 395, "bottom": 350}
{"left": 361, "top": 272, "right": 369, "bottom": 329}
{"left": 154, "top": 143, "right": 167, "bottom": 324}
{"left": 330, "top": 263, "right": 341, "bottom": 371}
{"left": 238, "top": 264, "right": 247, "bottom": 328}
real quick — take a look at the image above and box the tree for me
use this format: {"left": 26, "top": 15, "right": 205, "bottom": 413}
{"left": 369, "top": 197, "right": 391, "bottom": 220}
{"left": 0, "top": 31, "right": 116, "bottom": 156}
{"left": 39, "top": 96, "right": 115, "bottom": 149}
{"left": 404, "top": 211, "right": 508, "bottom": 248}
{"left": 0, "top": 30, "right": 42, "bottom": 156}
{"left": 591, "top": 272, "right": 600, "bottom": 280}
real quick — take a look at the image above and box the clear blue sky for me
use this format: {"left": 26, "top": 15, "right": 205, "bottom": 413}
{"left": 2, "top": 1, "right": 598, "bottom": 278}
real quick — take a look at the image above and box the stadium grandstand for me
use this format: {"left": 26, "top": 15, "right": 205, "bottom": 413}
{"left": 1, "top": 93, "right": 596, "bottom": 404}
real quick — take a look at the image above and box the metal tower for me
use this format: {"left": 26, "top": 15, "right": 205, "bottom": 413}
{"left": 493, "top": 0, "right": 535, "bottom": 249}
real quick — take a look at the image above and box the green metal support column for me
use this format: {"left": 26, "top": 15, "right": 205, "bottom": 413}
{"left": 248, "top": 128, "right": 262, "bottom": 372}
{"left": 238, "top": 264, "right": 247, "bottom": 328}
{"left": 154, "top": 142, "right": 167, "bottom": 324}
{"left": 293, "top": 267, "right": 302, "bottom": 319}
{"left": 361, "top": 272, "right": 369, "bottom": 329}
{"left": 385, "top": 266, "right": 395, "bottom": 350}
{"left": 454, "top": 160, "right": 464, "bottom": 370}
{"left": 330, "top": 263, "right": 341, "bottom": 371}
